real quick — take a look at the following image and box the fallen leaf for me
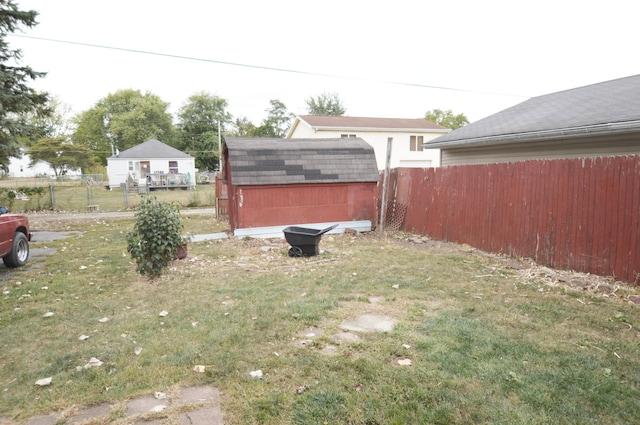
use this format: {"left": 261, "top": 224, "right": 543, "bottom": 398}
{"left": 193, "top": 365, "right": 206, "bottom": 373}
{"left": 154, "top": 391, "right": 167, "bottom": 400}
{"left": 250, "top": 369, "right": 263, "bottom": 378}
{"left": 402, "top": 344, "right": 411, "bottom": 349}
{"left": 78, "top": 335, "right": 90, "bottom": 341}
{"left": 150, "top": 405, "right": 166, "bottom": 412}
{"left": 397, "top": 359, "right": 412, "bottom": 366}
{"left": 43, "top": 312, "right": 54, "bottom": 318}
{"left": 83, "top": 357, "right": 103, "bottom": 369}
{"left": 135, "top": 347, "right": 143, "bottom": 356}
{"left": 159, "top": 310, "right": 168, "bottom": 317}
{"left": 98, "top": 317, "right": 109, "bottom": 323}
{"left": 392, "top": 284, "right": 400, "bottom": 289}
{"left": 35, "top": 377, "right": 52, "bottom": 386}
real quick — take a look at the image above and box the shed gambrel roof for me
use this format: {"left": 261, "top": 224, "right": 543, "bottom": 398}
{"left": 287, "top": 115, "right": 447, "bottom": 137}
{"left": 109, "top": 139, "right": 193, "bottom": 159}
{"left": 427, "top": 74, "right": 640, "bottom": 148}
{"left": 224, "top": 137, "right": 379, "bottom": 186}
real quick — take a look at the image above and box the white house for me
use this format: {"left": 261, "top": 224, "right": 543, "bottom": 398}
{"left": 6, "top": 147, "right": 80, "bottom": 178}
{"left": 106, "top": 139, "right": 196, "bottom": 190}
{"left": 286, "top": 115, "right": 450, "bottom": 169}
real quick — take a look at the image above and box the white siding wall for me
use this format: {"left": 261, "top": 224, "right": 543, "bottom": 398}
{"left": 289, "top": 126, "right": 444, "bottom": 169}
{"left": 107, "top": 158, "right": 196, "bottom": 189}
{"left": 440, "top": 134, "right": 640, "bottom": 167}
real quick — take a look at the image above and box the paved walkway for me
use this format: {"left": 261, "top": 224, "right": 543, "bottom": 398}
{"left": 11, "top": 385, "right": 223, "bottom": 425}
{"left": 27, "top": 208, "right": 217, "bottom": 223}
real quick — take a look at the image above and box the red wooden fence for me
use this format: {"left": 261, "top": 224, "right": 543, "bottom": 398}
{"left": 385, "top": 156, "right": 640, "bottom": 284}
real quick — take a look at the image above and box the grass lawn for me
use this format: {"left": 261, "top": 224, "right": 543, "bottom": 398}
{"left": 1, "top": 214, "right": 639, "bottom": 424}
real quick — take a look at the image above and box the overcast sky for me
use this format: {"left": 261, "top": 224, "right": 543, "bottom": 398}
{"left": 8, "top": 0, "right": 640, "bottom": 126}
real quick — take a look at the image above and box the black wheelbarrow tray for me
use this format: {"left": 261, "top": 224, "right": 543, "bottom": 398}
{"left": 283, "top": 224, "right": 339, "bottom": 257}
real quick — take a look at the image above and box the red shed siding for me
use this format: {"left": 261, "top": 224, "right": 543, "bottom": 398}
{"left": 231, "top": 182, "right": 378, "bottom": 229}
{"left": 386, "top": 156, "right": 640, "bottom": 284}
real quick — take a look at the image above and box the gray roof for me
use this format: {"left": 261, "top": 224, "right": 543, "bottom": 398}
{"left": 427, "top": 74, "right": 640, "bottom": 148}
{"left": 295, "top": 115, "right": 447, "bottom": 130}
{"left": 110, "top": 139, "right": 193, "bottom": 159}
{"left": 224, "top": 137, "right": 379, "bottom": 186}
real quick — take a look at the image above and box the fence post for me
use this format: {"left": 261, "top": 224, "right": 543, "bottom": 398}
{"left": 123, "top": 181, "right": 129, "bottom": 209}
{"left": 378, "top": 137, "right": 393, "bottom": 235}
{"left": 49, "top": 183, "right": 56, "bottom": 209}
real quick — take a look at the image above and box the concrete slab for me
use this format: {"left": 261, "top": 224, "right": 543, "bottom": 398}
{"left": 30, "top": 231, "right": 82, "bottom": 242}
{"left": 332, "top": 331, "right": 361, "bottom": 343}
{"left": 174, "top": 386, "right": 220, "bottom": 406}
{"left": 189, "top": 233, "right": 228, "bottom": 242}
{"left": 340, "top": 313, "right": 397, "bottom": 333}
{"left": 126, "top": 395, "right": 168, "bottom": 417}
{"left": 26, "top": 414, "right": 59, "bottom": 425}
{"left": 67, "top": 404, "right": 111, "bottom": 423}
{"left": 179, "top": 407, "right": 223, "bottom": 425}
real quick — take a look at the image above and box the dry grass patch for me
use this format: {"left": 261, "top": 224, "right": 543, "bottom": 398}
{"left": 1, "top": 218, "right": 639, "bottom": 424}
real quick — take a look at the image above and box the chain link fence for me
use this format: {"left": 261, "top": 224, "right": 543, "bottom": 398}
{"left": 0, "top": 174, "right": 216, "bottom": 213}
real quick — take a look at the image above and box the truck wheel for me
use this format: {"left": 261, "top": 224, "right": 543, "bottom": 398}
{"left": 3, "top": 232, "right": 29, "bottom": 268}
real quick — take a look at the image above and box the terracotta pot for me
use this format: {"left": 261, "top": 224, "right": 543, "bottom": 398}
{"left": 174, "top": 244, "right": 188, "bottom": 260}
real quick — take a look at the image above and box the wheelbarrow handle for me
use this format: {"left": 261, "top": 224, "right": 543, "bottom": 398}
{"left": 319, "top": 224, "right": 339, "bottom": 235}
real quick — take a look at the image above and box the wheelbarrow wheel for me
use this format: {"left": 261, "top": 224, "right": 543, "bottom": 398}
{"left": 288, "top": 246, "right": 303, "bottom": 257}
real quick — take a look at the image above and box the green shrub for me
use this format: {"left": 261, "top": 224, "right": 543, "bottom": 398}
{"left": 126, "top": 196, "right": 185, "bottom": 279}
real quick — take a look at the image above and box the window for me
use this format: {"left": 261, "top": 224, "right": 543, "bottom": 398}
{"left": 128, "top": 161, "right": 134, "bottom": 171}
{"left": 169, "top": 161, "right": 179, "bottom": 174}
{"left": 340, "top": 134, "right": 357, "bottom": 138}
{"left": 410, "top": 135, "right": 424, "bottom": 152}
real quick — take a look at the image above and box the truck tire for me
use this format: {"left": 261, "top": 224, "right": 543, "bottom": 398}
{"left": 3, "top": 232, "right": 29, "bottom": 268}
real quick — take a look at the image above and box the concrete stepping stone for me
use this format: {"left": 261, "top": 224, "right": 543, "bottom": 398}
{"left": 67, "top": 404, "right": 110, "bottom": 423}
{"left": 340, "top": 313, "right": 397, "bottom": 333}
{"left": 174, "top": 385, "right": 220, "bottom": 406}
{"left": 26, "top": 414, "right": 58, "bottom": 425}
{"left": 126, "top": 395, "right": 168, "bottom": 417}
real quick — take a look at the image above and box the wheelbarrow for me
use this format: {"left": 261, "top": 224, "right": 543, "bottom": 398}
{"left": 283, "top": 224, "right": 338, "bottom": 257}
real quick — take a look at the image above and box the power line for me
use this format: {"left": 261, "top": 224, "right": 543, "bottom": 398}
{"left": 10, "top": 34, "right": 530, "bottom": 99}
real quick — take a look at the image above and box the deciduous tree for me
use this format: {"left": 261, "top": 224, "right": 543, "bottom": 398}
{"left": 0, "top": 0, "right": 50, "bottom": 171}
{"left": 28, "top": 137, "right": 96, "bottom": 176}
{"left": 176, "top": 92, "right": 232, "bottom": 171}
{"left": 424, "top": 109, "right": 469, "bottom": 130}
{"left": 305, "top": 92, "right": 346, "bottom": 116}
{"left": 72, "top": 89, "right": 175, "bottom": 164}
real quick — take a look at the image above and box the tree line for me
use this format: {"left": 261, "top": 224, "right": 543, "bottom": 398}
{"left": 0, "top": 1, "right": 467, "bottom": 176}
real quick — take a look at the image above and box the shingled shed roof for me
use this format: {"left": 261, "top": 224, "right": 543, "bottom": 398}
{"left": 224, "top": 137, "right": 379, "bottom": 186}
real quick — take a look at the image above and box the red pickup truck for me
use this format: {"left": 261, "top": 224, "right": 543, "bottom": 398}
{"left": 0, "top": 207, "right": 31, "bottom": 268}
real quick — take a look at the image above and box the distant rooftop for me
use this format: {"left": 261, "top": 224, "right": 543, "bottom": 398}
{"left": 292, "top": 115, "right": 447, "bottom": 132}
{"left": 110, "top": 139, "right": 192, "bottom": 159}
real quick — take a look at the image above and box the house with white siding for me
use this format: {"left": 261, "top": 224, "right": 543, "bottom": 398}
{"left": 106, "top": 139, "right": 196, "bottom": 190}
{"left": 286, "top": 115, "right": 449, "bottom": 169}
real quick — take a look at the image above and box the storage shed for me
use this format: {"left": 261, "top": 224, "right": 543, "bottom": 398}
{"left": 222, "top": 137, "right": 379, "bottom": 234}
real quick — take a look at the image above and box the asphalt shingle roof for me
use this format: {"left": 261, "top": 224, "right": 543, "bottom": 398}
{"left": 427, "top": 74, "right": 640, "bottom": 147}
{"left": 224, "top": 137, "right": 379, "bottom": 186}
{"left": 110, "top": 139, "right": 193, "bottom": 159}
{"left": 296, "top": 115, "right": 447, "bottom": 131}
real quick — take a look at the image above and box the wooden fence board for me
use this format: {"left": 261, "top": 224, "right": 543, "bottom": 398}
{"left": 386, "top": 156, "right": 640, "bottom": 284}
